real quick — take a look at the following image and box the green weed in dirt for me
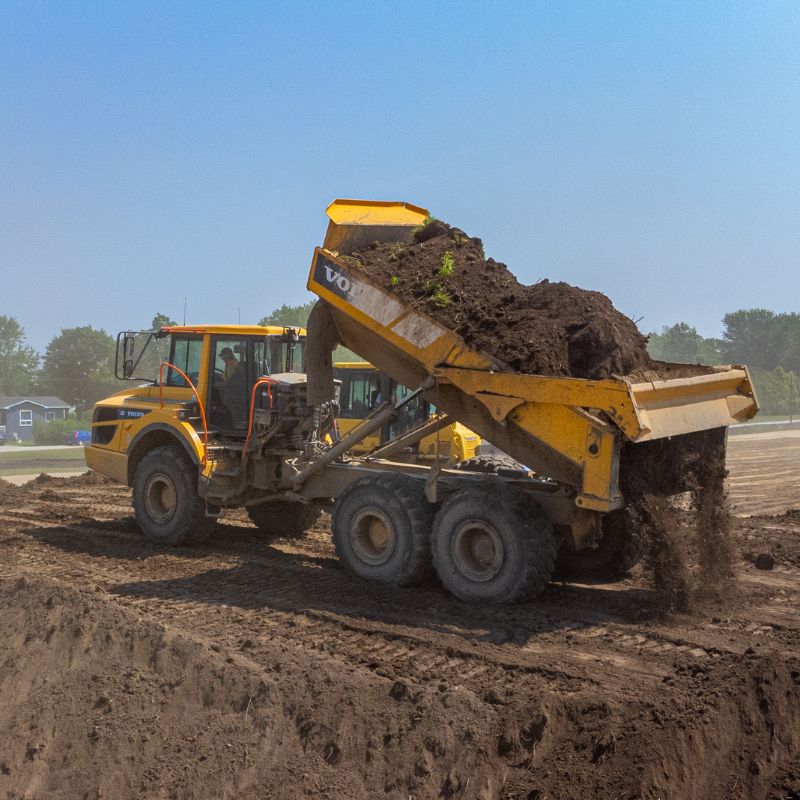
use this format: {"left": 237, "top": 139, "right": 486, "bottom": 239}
{"left": 438, "top": 251, "right": 455, "bottom": 278}
{"left": 418, "top": 251, "right": 455, "bottom": 307}
{"left": 412, "top": 215, "right": 436, "bottom": 236}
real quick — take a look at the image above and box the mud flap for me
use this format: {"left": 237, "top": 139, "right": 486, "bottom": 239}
{"left": 425, "top": 461, "right": 442, "bottom": 503}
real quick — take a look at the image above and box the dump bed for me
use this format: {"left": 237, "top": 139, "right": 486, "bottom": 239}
{"left": 307, "top": 200, "right": 758, "bottom": 512}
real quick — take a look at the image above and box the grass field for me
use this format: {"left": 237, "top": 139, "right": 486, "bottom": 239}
{"left": 0, "top": 448, "right": 87, "bottom": 477}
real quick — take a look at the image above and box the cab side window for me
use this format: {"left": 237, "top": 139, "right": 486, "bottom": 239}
{"left": 341, "top": 372, "right": 380, "bottom": 418}
{"left": 166, "top": 337, "right": 202, "bottom": 387}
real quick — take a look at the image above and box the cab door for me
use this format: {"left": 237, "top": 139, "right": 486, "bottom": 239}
{"left": 208, "top": 337, "right": 251, "bottom": 432}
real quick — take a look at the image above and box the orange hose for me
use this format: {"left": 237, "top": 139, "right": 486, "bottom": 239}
{"left": 159, "top": 362, "right": 209, "bottom": 466}
{"left": 242, "top": 377, "right": 276, "bottom": 463}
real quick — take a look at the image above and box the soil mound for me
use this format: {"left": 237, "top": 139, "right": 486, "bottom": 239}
{"left": 1, "top": 574, "right": 798, "bottom": 800}
{"left": 346, "top": 220, "right": 710, "bottom": 381}
{"left": 66, "top": 470, "right": 114, "bottom": 486}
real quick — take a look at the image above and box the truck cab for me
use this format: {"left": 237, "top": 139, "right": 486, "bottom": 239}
{"left": 85, "top": 324, "right": 305, "bottom": 486}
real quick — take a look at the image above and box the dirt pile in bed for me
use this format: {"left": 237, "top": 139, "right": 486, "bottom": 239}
{"left": 345, "top": 219, "right": 710, "bottom": 382}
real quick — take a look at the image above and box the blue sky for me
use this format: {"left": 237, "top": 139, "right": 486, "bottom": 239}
{"left": 1, "top": 1, "right": 799, "bottom": 353}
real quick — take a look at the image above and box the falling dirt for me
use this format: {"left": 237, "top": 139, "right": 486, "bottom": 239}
{"left": 1, "top": 451, "right": 799, "bottom": 800}
{"left": 620, "top": 428, "right": 736, "bottom": 611}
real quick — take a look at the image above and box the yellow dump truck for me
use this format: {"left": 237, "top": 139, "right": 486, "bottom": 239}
{"left": 332, "top": 361, "right": 480, "bottom": 464}
{"left": 85, "top": 199, "right": 758, "bottom": 604}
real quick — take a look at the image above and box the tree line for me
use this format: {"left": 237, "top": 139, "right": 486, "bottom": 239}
{"left": 1, "top": 306, "right": 795, "bottom": 420}
{"left": 647, "top": 309, "right": 800, "bottom": 417}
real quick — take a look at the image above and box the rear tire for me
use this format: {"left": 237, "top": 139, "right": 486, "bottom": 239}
{"left": 332, "top": 475, "right": 434, "bottom": 586}
{"left": 431, "top": 485, "right": 556, "bottom": 603}
{"left": 554, "top": 508, "right": 643, "bottom": 581}
{"left": 247, "top": 501, "right": 322, "bottom": 538}
{"left": 132, "top": 445, "right": 216, "bottom": 546}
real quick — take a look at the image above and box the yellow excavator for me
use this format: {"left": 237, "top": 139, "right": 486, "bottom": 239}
{"left": 332, "top": 361, "right": 480, "bottom": 464}
{"left": 85, "top": 199, "right": 758, "bottom": 604}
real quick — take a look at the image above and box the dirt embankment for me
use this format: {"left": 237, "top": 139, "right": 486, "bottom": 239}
{"left": 1, "top": 475, "right": 800, "bottom": 799}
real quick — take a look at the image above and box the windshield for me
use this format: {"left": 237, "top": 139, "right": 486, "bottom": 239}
{"left": 261, "top": 334, "right": 305, "bottom": 375}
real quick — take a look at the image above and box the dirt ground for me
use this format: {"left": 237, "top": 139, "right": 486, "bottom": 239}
{"left": 0, "top": 435, "right": 799, "bottom": 799}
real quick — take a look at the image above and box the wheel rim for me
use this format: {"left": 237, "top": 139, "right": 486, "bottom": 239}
{"left": 350, "top": 507, "right": 396, "bottom": 566}
{"left": 451, "top": 519, "right": 504, "bottom": 582}
{"left": 144, "top": 471, "right": 178, "bottom": 524}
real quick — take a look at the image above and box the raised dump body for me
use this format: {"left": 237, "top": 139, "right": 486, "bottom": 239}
{"left": 308, "top": 199, "right": 758, "bottom": 513}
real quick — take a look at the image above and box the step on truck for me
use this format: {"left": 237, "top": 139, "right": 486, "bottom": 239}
{"left": 85, "top": 200, "right": 758, "bottom": 603}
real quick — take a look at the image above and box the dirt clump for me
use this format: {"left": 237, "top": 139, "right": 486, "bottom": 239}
{"left": 346, "top": 219, "right": 711, "bottom": 382}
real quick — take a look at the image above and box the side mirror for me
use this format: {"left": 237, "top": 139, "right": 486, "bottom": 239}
{"left": 122, "top": 334, "right": 136, "bottom": 378}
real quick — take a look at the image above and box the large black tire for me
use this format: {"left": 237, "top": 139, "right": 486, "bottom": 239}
{"left": 132, "top": 445, "right": 217, "bottom": 546}
{"left": 247, "top": 501, "right": 322, "bottom": 538}
{"left": 455, "top": 455, "right": 527, "bottom": 476}
{"left": 332, "top": 474, "right": 434, "bottom": 587}
{"left": 554, "top": 508, "right": 643, "bottom": 581}
{"left": 431, "top": 484, "right": 556, "bottom": 603}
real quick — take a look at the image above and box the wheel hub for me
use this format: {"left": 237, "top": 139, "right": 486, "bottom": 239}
{"left": 350, "top": 507, "right": 396, "bottom": 566}
{"left": 144, "top": 472, "right": 178, "bottom": 524}
{"left": 451, "top": 519, "right": 504, "bottom": 582}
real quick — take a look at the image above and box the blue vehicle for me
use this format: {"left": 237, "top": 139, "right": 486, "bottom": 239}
{"left": 66, "top": 429, "right": 91, "bottom": 446}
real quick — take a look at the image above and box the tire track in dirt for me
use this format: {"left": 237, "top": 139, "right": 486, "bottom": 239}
{"left": 1, "top": 498, "right": 793, "bottom": 702}
{"left": 2, "top": 445, "right": 800, "bottom": 800}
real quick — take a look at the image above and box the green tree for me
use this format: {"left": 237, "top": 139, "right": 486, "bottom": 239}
{"left": 720, "top": 309, "right": 783, "bottom": 371}
{"left": 0, "top": 316, "right": 39, "bottom": 394}
{"left": 646, "top": 322, "right": 721, "bottom": 365}
{"left": 777, "top": 312, "right": 800, "bottom": 374}
{"left": 751, "top": 367, "right": 800, "bottom": 418}
{"left": 39, "top": 326, "right": 118, "bottom": 413}
{"left": 151, "top": 313, "right": 178, "bottom": 330}
{"left": 258, "top": 300, "right": 316, "bottom": 328}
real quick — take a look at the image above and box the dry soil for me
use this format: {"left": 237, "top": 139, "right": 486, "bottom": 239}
{"left": 0, "top": 442, "right": 798, "bottom": 800}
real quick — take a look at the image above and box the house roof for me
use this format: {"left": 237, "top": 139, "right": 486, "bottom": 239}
{"left": 0, "top": 396, "right": 71, "bottom": 410}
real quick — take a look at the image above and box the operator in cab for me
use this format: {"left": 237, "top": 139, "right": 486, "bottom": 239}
{"left": 219, "top": 347, "right": 243, "bottom": 384}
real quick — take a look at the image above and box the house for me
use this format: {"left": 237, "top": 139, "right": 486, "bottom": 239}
{"left": 0, "top": 397, "right": 72, "bottom": 442}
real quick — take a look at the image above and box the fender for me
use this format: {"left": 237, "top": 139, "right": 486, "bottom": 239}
{"left": 127, "top": 422, "right": 202, "bottom": 485}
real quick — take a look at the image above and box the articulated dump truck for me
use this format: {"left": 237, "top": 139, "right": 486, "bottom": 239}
{"left": 86, "top": 200, "right": 758, "bottom": 603}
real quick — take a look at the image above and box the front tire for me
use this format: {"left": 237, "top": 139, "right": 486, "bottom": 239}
{"left": 431, "top": 485, "right": 556, "bottom": 603}
{"left": 332, "top": 475, "right": 434, "bottom": 586}
{"left": 132, "top": 445, "right": 216, "bottom": 546}
{"left": 247, "top": 501, "right": 322, "bottom": 538}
